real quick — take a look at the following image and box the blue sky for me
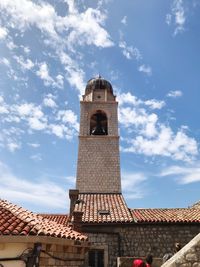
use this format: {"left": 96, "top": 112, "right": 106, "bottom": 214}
{"left": 0, "top": 0, "right": 200, "bottom": 213}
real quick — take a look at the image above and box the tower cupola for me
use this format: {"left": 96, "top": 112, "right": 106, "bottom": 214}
{"left": 83, "top": 76, "right": 116, "bottom": 102}
{"left": 85, "top": 76, "right": 113, "bottom": 94}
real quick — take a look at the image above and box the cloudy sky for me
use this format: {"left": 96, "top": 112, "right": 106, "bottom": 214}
{"left": 0, "top": 0, "right": 200, "bottom": 213}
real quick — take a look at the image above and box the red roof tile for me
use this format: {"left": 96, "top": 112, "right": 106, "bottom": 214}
{"left": 0, "top": 199, "right": 87, "bottom": 241}
{"left": 131, "top": 208, "right": 200, "bottom": 223}
{"left": 39, "top": 214, "right": 69, "bottom": 225}
{"left": 74, "top": 193, "right": 133, "bottom": 223}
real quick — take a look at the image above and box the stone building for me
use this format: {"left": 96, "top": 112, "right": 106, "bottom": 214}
{"left": 18, "top": 76, "right": 198, "bottom": 267}
{"left": 66, "top": 77, "right": 200, "bottom": 267}
{"left": 1, "top": 77, "right": 199, "bottom": 267}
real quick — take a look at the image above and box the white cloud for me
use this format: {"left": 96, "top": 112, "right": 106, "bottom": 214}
{"left": 166, "top": 0, "right": 186, "bottom": 35}
{"left": 30, "top": 153, "right": 42, "bottom": 161}
{"left": 138, "top": 64, "right": 152, "bottom": 76}
{"left": 167, "top": 90, "right": 183, "bottom": 98}
{"left": 144, "top": 99, "right": 165, "bottom": 109}
{"left": 0, "top": 0, "right": 59, "bottom": 38}
{"left": 122, "top": 126, "right": 198, "bottom": 162}
{"left": 55, "top": 74, "right": 64, "bottom": 88}
{"left": 43, "top": 94, "right": 57, "bottom": 108}
{"left": 28, "top": 143, "right": 40, "bottom": 148}
{"left": 57, "top": 109, "right": 79, "bottom": 131}
{"left": 21, "top": 45, "right": 30, "bottom": 54}
{"left": 14, "top": 55, "right": 34, "bottom": 70}
{"left": 0, "top": 57, "right": 10, "bottom": 67}
{"left": 7, "top": 141, "right": 21, "bottom": 152}
{"left": 0, "top": 96, "right": 9, "bottom": 114}
{"left": 63, "top": 61, "right": 86, "bottom": 95}
{"left": 0, "top": 98, "right": 80, "bottom": 152}
{"left": 36, "top": 62, "right": 64, "bottom": 89}
{"left": 0, "top": 0, "right": 113, "bottom": 48}
{"left": 0, "top": 161, "right": 68, "bottom": 212}
{"left": 119, "top": 91, "right": 198, "bottom": 162}
{"left": 36, "top": 62, "right": 54, "bottom": 86}
{"left": 28, "top": 117, "right": 47, "bottom": 131}
{"left": 0, "top": 26, "right": 8, "bottom": 39}
{"left": 118, "top": 92, "right": 165, "bottom": 110}
{"left": 118, "top": 92, "right": 139, "bottom": 106}
{"left": 6, "top": 40, "right": 17, "bottom": 50}
{"left": 160, "top": 164, "right": 200, "bottom": 184}
{"left": 121, "top": 16, "right": 127, "bottom": 25}
{"left": 0, "top": 130, "right": 21, "bottom": 152}
{"left": 166, "top": 14, "right": 172, "bottom": 25}
{"left": 65, "top": 7, "right": 114, "bottom": 49}
{"left": 119, "top": 40, "right": 142, "bottom": 61}
{"left": 0, "top": 0, "right": 114, "bottom": 96}
{"left": 48, "top": 124, "right": 64, "bottom": 138}
{"left": 16, "top": 103, "right": 36, "bottom": 117}
{"left": 122, "top": 171, "right": 147, "bottom": 199}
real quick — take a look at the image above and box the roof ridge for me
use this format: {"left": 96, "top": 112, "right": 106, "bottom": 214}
{"left": 130, "top": 207, "right": 193, "bottom": 210}
{"left": 79, "top": 192, "right": 122, "bottom": 195}
{"left": 38, "top": 213, "right": 68, "bottom": 216}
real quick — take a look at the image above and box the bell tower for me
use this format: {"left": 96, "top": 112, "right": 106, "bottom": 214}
{"left": 76, "top": 77, "right": 121, "bottom": 193}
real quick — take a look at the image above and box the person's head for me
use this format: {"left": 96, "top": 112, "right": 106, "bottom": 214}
{"left": 174, "top": 242, "right": 181, "bottom": 252}
{"left": 146, "top": 254, "right": 153, "bottom": 265}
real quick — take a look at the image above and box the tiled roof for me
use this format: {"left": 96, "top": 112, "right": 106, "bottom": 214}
{"left": 0, "top": 199, "right": 87, "bottom": 241}
{"left": 74, "top": 193, "right": 133, "bottom": 223}
{"left": 39, "top": 214, "right": 69, "bottom": 225}
{"left": 131, "top": 208, "right": 200, "bottom": 223}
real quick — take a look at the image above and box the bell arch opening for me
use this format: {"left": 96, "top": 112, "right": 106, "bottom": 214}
{"left": 90, "top": 110, "right": 108, "bottom": 135}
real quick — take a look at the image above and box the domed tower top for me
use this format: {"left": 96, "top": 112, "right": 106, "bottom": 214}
{"left": 83, "top": 76, "right": 116, "bottom": 102}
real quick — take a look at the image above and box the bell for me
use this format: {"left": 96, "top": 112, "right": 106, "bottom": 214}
{"left": 91, "top": 121, "right": 106, "bottom": 135}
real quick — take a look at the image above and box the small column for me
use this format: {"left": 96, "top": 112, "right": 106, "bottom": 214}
{"left": 73, "top": 211, "right": 83, "bottom": 232}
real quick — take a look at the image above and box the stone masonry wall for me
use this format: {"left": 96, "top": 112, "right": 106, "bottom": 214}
{"left": 40, "top": 243, "right": 85, "bottom": 267}
{"left": 76, "top": 100, "right": 121, "bottom": 193}
{"left": 119, "top": 225, "right": 200, "bottom": 258}
{"left": 86, "top": 232, "right": 119, "bottom": 267}
{"left": 161, "top": 233, "right": 200, "bottom": 267}
{"left": 76, "top": 136, "right": 121, "bottom": 193}
{"left": 84, "top": 224, "right": 200, "bottom": 267}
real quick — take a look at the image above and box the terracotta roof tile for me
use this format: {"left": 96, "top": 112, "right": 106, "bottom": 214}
{"left": 74, "top": 193, "right": 133, "bottom": 223}
{"left": 39, "top": 214, "right": 69, "bottom": 225}
{"left": 0, "top": 199, "right": 87, "bottom": 241}
{"left": 131, "top": 208, "right": 200, "bottom": 223}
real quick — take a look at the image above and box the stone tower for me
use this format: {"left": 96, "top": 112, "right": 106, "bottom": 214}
{"left": 76, "top": 77, "right": 121, "bottom": 193}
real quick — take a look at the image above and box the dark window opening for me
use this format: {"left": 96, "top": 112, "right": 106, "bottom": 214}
{"left": 98, "top": 210, "right": 110, "bottom": 215}
{"left": 90, "top": 110, "right": 108, "bottom": 135}
{"left": 89, "top": 250, "right": 104, "bottom": 267}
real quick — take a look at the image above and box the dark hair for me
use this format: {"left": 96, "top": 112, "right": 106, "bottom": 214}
{"left": 146, "top": 254, "right": 153, "bottom": 264}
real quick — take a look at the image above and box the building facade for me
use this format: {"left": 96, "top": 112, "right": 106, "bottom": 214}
{"left": 69, "top": 77, "right": 200, "bottom": 267}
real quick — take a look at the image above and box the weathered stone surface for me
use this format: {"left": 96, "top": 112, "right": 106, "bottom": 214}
{"left": 185, "top": 253, "right": 198, "bottom": 261}
{"left": 84, "top": 226, "right": 200, "bottom": 267}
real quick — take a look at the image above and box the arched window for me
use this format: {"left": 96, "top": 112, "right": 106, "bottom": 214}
{"left": 90, "top": 110, "right": 108, "bottom": 135}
